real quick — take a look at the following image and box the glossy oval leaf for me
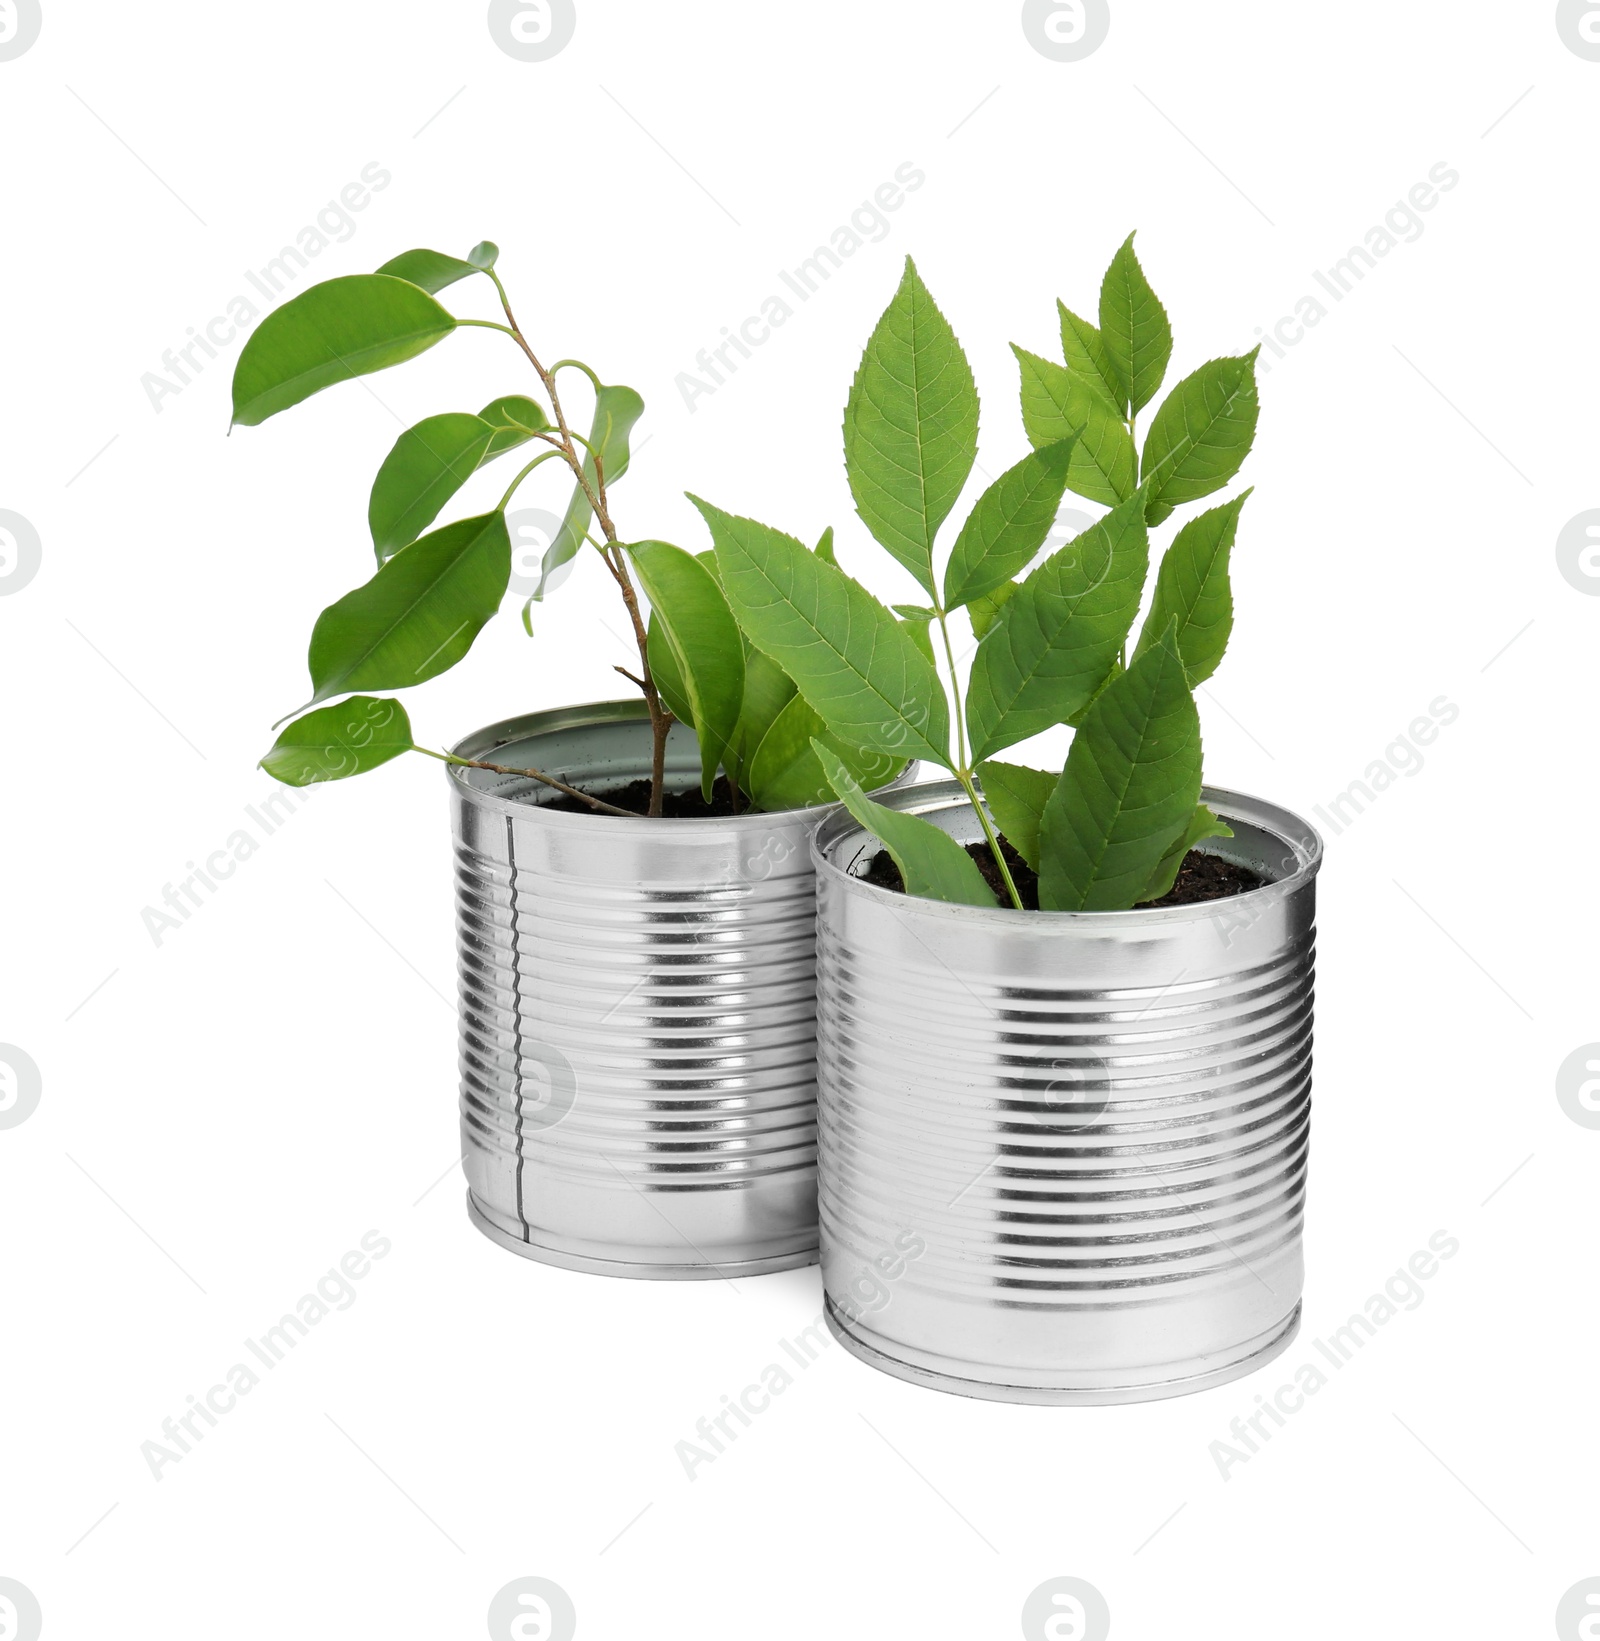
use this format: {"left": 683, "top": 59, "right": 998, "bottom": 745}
{"left": 533, "top": 384, "right": 646, "bottom": 600}
{"left": 965, "top": 490, "right": 1150, "bottom": 762}
{"left": 468, "top": 241, "right": 500, "bottom": 270}
{"left": 943, "top": 439, "right": 1076, "bottom": 610}
{"left": 1098, "top": 233, "right": 1172, "bottom": 418}
{"left": 647, "top": 548, "right": 737, "bottom": 735}
{"left": 646, "top": 616, "right": 694, "bottom": 725}
{"left": 815, "top": 742, "right": 995, "bottom": 907}
{"left": 1141, "top": 352, "right": 1260, "bottom": 526}
{"left": 1013, "top": 346, "right": 1136, "bottom": 507}
{"left": 627, "top": 540, "right": 744, "bottom": 800}
{"left": 1133, "top": 489, "right": 1250, "bottom": 684}
{"left": 478, "top": 393, "right": 551, "bottom": 457}
{"left": 976, "top": 759, "right": 1056, "bottom": 871}
{"left": 746, "top": 696, "right": 899, "bottom": 811}
{"left": 844, "top": 257, "right": 978, "bottom": 595}
{"left": 376, "top": 248, "right": 481, "bottom": 294}
{"left": 232, "top": 275, "right": 457, "bottom": 428}
{"left": 692, "top": 494, "right": 951, "bottom": 768}
{"left": 307, "top": 511, "right": 511, "bottom": 704}
{"left": 1036, "top": 628, "right": 1202, "bottom": 912}
{"left": 261, "top": 697, "right": 413, "bottom": 787}
{"left": 369, "top": 413, "right": 495, "bottom": 561}
{"left": 1057, "top": 302, "right": 1123, "bottom": 412}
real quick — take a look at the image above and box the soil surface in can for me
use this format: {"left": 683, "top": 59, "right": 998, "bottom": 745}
{"left": 862, "top": 835, "right": 1266, "bottom": 910}
{"left": 540, "top": 774, "right": 745, "bottom": 818}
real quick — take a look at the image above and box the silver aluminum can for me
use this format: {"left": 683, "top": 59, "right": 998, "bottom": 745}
{"left": 811, "top": 780, "right": 1321, "bottom": 1402}
{"left": 450, "top": 701, "right": 897, "bottom": 1279}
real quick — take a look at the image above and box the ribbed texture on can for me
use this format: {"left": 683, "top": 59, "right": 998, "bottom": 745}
{"left": 449, "top": 704, "right": 853, "bottom": 1278}
{"left": 813, "top": 783, "right": 1321, "bottom": 1401}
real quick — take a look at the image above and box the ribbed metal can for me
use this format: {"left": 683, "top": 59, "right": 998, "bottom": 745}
{"left": 811, "top": 780, "right": 1322, "bottom": 1403}
{"left": 450, "top": 700, "right": 891, "bottom": 1280}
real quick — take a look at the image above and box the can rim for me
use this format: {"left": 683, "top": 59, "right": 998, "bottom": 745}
{"left": 447, "top": 699, "right": 910, "bottom": 829}
{"left": 810, "top": 777, "right": 1323, "bottom": 926}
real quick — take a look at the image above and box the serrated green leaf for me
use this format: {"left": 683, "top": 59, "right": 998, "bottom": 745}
{"left": 1140, "top": 803, "right": 1233, "bottom": 903}
{"left": 231, "top": 275, "right": 457, "bottom": 428}
{"left": 1141, "top": 353, "right": 1260, "bottom": 526}
{"left": 745, "top": 696, "right": 900, "bottom": 811}
{"left": 1013, "top": 346, "right": 1136, "bottom": 507}
{"left": 1133, "top": 490, "right": 1250, "bottom": 683}
{"left": 1099, "top": 233, "right": 1172, "bottom": 417}
{"left": 692, "top": 495, "right": 951, "bottom": 768}
{"left": 375, "top": 248, "right": 482, "bottom": 294}
{"left": 965, "top": 490, "right": 1149, "bottom": 761}
{"left": 261, "top": 697, "right": 414, "bottom": 787}
{"left": 533, "top": 383, "right": 645, "bottom": 600}
{"left": 1065, "top": 659, "right": 1122, "bottom": 728}
{"left": 844, "top": 257, "right": 978, "bottom": 594}
{"left": 814, "top": 526, "right": 837, "bottom": 566}
{"left": 369, "top": 413, "right": 495, "bottom": 561}
{"left": 1036, "top": 628, "right": 1202, "bottom": 911}
{"left": 1057, "top": 302, "right": 1123, "bottom": 412}
{"left": 627, "top": 540, "right": 744, "bottom": 801}
{"left": 728, "top": 649, "right": 798, "bottom": 792}
{"left": 813, "top": 741, "right": 995, "bottom": 907}
{"left": 900, "top": 612, "right": 936, "bottom": 665}
{"left": 478, "top": 393, "right": 550, "bottom": 457}
{"left": 307, "top": 511, "right": 510, "bottom": 704}
{"left": 977, "top": 759, "right": 1056, "bottom": 871}
{"left": 942, "top": 440, "right": 1076, "bottom": 610}
{"left": 968, "top": 580, "right": 1018, "bottom": 640}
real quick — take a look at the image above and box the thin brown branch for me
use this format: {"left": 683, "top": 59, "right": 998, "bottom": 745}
{"left": 491, "top": 268, "right": 670, "bottom": 815}
{"left": 451, "top": 757, "right": 641, "bottom": 818}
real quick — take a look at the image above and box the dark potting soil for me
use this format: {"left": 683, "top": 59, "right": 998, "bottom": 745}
{"left": 861, "top": 836, "right": 1266, "bottom": 910}
{"left": 539, "top": 775, "right": 744, "bottom": 818}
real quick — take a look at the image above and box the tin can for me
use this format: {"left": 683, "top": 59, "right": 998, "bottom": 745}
{"left": 450, "top": 700, "right": 898, "bottom": 1279}
{"left": 811, "top": 779, "right": 1321, "bottom": 1402}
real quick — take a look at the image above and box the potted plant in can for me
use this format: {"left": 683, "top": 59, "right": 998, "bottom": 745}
{"left": 232, "top": 241, "right": 905, "bottom": 1279}
{"left": 697, "top": 240, "right": 1322, "bottom": 1401}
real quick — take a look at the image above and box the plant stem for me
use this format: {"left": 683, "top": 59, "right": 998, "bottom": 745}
{"left": 413, "top": 746, "right": 643, "bottom": 818}
{"left": 496, "top": 448, "right": 566, "bottom": 512}
{"left": 486, "top": 269, "right": 672, "bottom": 815}
{"left": 958, "top": 767, "right": 1026, "bottom": 911}
{"left": 933, "top": 602, "right": 1025, "bottom": 911}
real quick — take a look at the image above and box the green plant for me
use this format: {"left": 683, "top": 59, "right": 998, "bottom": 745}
{"left": 696, "top": 238, "right": 1260, "bottom": 910}
{"left": 238, "top": 241, "right": 897, "bottom": 817}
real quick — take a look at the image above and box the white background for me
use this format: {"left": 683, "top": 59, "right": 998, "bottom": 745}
{"left": 1, "top": 2, "right": 1594, "bottom": 1636}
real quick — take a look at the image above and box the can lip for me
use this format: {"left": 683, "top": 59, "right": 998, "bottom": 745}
{"left": 448, "top": 699, "right": 908, "bottom": 829}
{"left": 811, "top": 777, "right": 1323, "bottom": 926}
